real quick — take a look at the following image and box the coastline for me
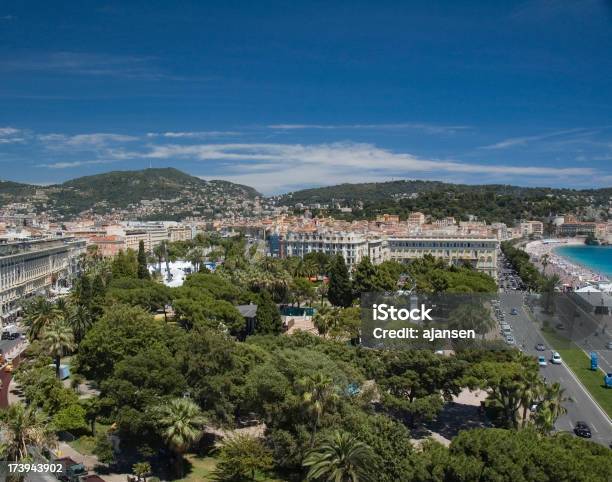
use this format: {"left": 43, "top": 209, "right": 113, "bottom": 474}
{"left": 524, "top": 238, "right": 608, "bottom": 289}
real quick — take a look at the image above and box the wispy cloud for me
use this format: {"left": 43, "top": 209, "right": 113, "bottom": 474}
{"left": 480, "top": 128, "right": 590, "bottom": 149}
{"left": 0, "top": 126, "right": 25, "bottom": 144}
{"left": 146, "top": 131, "right": 241, "bottom": 139}
{"left": 39, "top": 159, "right": 119, "bottom": 169}
{"left": 267, "top": 123, "right": 470, "bottom": 134}
{"left": 111, "top": 141, "right": 594, "bottom": 193}
{"left": 0, "top": 52, "right": 200, "bottom": 81}
{"left": 39, "top": 133, "right": 139, "bottom": 148}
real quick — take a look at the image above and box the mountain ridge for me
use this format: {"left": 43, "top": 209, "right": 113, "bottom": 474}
{"left": 0, "top": 167, "right": 260, "bottom": 219}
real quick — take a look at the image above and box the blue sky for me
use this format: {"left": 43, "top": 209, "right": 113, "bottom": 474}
{"left": 0, "top": 0, "right": 611, "bottom": 194}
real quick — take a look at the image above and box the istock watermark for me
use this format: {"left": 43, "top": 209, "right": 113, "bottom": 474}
{"left": 360, "top": 292, "right": 611, "bottom": 351}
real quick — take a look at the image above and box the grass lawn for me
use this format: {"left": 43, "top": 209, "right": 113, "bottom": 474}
{"left": 176, "top": 455, "right": 287, "bottom": 482}
{"left": 67, "top": 424, "right": 111, "bottom": 456}
{"left": 540, "top": 328, "right": 612, "bottom": 418}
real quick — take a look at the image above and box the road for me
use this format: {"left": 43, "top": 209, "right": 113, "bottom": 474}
{"left": 0, "top": 326, "right": 27, "bottom": 408}
{"left": 500, "top": 292, "right": 612, "bottom": 446}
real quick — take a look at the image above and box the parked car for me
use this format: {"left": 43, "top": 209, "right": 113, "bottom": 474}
{"left": 574, "top": 421, "right": 592, "bottom": 438}
{"left": 510, "top": 308, "right": 518, "bottom": 315}
{"left": 606, "top": 341, "right": 612, "bottom": 349}
{"left": 538, "top": 356, "right": 547, "bottom": 367}
{"left": 551, "top": 351, "right": 562, "bottom": 364}
{"left": 535, "top": 343, "right": 546, "bottom": 351}
{"left": 505, "top": 335, "right": 516, "bottom": 345}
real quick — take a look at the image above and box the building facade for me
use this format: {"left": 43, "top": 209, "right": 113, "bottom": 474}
{"left": 279, "top": 229, "right": 499, "bottom": 277}
{"left": 0, "top": 238, "right": 86, "bottom": 324}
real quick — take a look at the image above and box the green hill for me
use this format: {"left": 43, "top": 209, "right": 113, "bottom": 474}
{"left": 277, "top": 180, "right": 612, "bottom": 225}
{"left": 0, "top": 168, "right": 260, "bottom": 218}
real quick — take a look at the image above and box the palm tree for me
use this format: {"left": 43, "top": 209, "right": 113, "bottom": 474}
{"left": 303, "top": 431, "right": 374, "bottom": 482}
{"left": 23, "top": 297, "right": 60, "bottom": 340}
{"left": 298, "top": 373, "right": 339, "bottom": 447}
{"left": 449, "top": 302, "right": 495, "bottom": 340}
{"left": 68, "top": 304, "right": 93, "bottom": 344}
{"left": 542, "top": 382, "right": 568, "bottom": 420}
{"left": 55, "top": 298, "right": 72, "bottom": 320}
{"left": 187, "top": 248, "right": 204, "bottom": 272}
{"left": 0, "top": 403, "right": 56, "bottom": 462}
{"left": 156, "top": 398, "right": 206, "bottom": 478}
{"left": 41, "top": 320, "right": 76, "bottom": 378}
{"left": 534, "top": 382, "right": 569, "bottom": 434}
{"left": 519, "top": 370, "right": 543, "bottom": 428}
{"left": 153, "top": 242, "right": 166, "bottom": 272}
{"left": 295, "top": 259, "right": 318, "bottom": 279}
{"left": 313, "top": 306, "right": 342, "bottom": 339}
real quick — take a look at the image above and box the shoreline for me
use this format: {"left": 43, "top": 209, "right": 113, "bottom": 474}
{"left": 524, "top": 238, "right": 609, "bottom": 289}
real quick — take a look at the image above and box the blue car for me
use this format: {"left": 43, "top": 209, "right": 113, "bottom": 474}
{"left": 510, "top": 308, "right": 518, "bottom": 315}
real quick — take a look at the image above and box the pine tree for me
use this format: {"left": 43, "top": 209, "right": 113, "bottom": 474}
{"left": 255, "top": 290, "right": 282, "bottom": 335}
{"left": 328, "top": 255, "right": 353, "bottom": 307}
{"left": 137, "top": 240, "right": 150, "bottom": 280}
{"left": 352, "top": 256, "right": 378, "bottom": 296}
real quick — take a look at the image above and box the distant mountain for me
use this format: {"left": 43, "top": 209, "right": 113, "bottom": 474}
{"left": 0, "top": 168, "right": 261, "bottom": 219}
{"left": 277, "top": 180, "right": 612, "bottom": 225}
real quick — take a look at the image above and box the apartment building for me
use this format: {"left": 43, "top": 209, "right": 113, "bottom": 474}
{"left": 408, "top": 212, "right": 426, "bottom": 225}
{"left": 387, "top": 236, "right": 498, "bottom": 278}
{"left": 520, "top": 221, "right": 544, "bottom": 238}
{"left": 280, "top": 228, "right": 498, "bottom": 277}
{"left": 169, "top": 225, "right": 193, "bottom": 242}
{"left": 0, "top": 238, "right": 86, "bottom": 324}
{"left": 284, "top": 230, "right": 370, "bottom": 268}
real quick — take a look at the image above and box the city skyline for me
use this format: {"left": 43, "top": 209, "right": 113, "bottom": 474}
{"left": 1, "top": 1, "right": 612, "bottom": 193}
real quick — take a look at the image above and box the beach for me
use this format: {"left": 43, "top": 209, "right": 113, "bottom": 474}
{"left": 524, "top": 238, "right": 608, "bottom": 289}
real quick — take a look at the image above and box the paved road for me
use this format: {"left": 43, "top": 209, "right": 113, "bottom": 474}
{"left": 555, "top": 295, "right": 612, "bottom": 375}
{"left": 500, "top": 293, "right": 612, "bottom": 446}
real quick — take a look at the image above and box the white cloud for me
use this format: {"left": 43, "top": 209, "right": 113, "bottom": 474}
{"left": 267, "top": 123, "right": 470, "bottom": 134}
{"left": 0, "top": 126, "right": 24, "bottom": 144}
{"left": 146, "top": 131, "right": 241, "bottom": 139}
{"left": 39, "top": 159, "right": 119, "bottom": 169}
{"left": 0, "top": 127, "right": 20, "bottom": 136}
{"left": 39, "top": 133, "right": 139, "bottom": 148}
{"left": 113, "top": 141, "right": 595, "bottom": 194}
{"left": 481, "top": 128, "right": 589, "bottom": 149}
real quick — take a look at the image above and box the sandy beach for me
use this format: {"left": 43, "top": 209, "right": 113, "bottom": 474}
{"left": 524, "top": 238, "right": 608, "bottom": 289}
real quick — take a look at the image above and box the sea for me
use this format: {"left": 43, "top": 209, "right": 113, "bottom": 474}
{"left": 555, "top": 244, "right": 612, "bottom": 279}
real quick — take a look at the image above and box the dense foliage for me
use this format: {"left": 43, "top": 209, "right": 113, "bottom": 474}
{"left": 5, "top": 234, "right": 610, "bottom": 481}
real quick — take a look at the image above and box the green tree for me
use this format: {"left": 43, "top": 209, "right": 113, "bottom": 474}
{"left": 303, "top": 431, "right": 374, "bottom": 482}
{"left": 255, "top": 289, "right": 282, "bottom": 335}
{"left": 328, "top": 255, "right": 353, "bottom": 307}
{"left": 81, "top": 397, "right": 101, "bottom": 436}
{"left": 534, "top": 382, "right": 568, "bottom": 433}
{"left": 0, "top": 403, "right": 56, "bottom": 462}
{"left": 313, "top": 306, "right": 341, "bottom": 338}
{"left": 449, "top": 302, "right": 495, "bottom": 339}
{"left": 52, "top": 403, "right": 88, "bottom": 432}
{"left": 214, "top": 434, "right": 273, "bottom": 481}
{"left": 23, "top": 297, "right": 59, "bottom": 340}
{"left": 292, "top": 277, "right": 316, "bottom": 308}
{"left": 42, "top": 320, "right": 76, "bottom": 378}
{"left": 137, "top": 240, "right": 150, "bottom": 280}
{"left": 132, "top": 462, "right": 152, "bottom": 482}
{"left": 68, "top": 304, "right": 93, "bottom": 344}
{"left": 298, "top": 373, "right": 340, "bottom": 447}
{"left": 156, "top": 398, "right": 206, "bottom": 478}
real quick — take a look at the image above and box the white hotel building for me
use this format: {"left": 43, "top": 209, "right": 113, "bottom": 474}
{"left": 282, "top": 229, "right": 498, "bottom": 278}
{"left": 0, "top": 238, "right": 86, "bottom": 324}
